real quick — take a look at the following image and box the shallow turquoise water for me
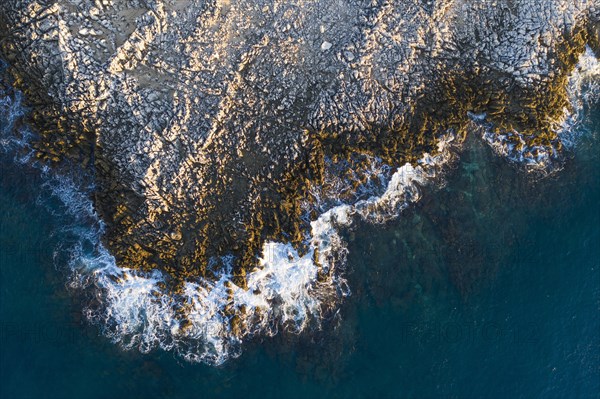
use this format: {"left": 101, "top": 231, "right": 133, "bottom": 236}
{"left": 0, "top": 86, "right": 598, "bottom": 397}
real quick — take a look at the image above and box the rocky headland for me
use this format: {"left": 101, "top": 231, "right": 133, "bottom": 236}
{"left": 1, "top": 0, "right": 598, "bottom": 292}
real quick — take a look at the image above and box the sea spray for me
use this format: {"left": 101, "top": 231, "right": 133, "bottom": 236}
{"left": 1, "top": 45, "right": 596, "bottom": 365}
{"left": 1, "top": 78, "right": 461, "bottom": 364}
{"left": 559, "top": 46, "right": 600, "bottom": 148}
{"left": 478, "top": 47, "right": 600, "bottom": 171}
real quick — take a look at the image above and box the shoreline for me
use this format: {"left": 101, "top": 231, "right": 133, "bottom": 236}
{"left": 1, "top": 0, "right": 599, "bottom": 364}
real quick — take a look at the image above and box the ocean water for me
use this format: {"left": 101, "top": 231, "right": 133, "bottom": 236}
{"left": 1, "top": 75, "right": 599, "bottom": 397}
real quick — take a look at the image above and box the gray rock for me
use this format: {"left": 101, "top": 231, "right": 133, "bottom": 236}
{"left": 0, "top": 0, "right": 597, "bottom": 279}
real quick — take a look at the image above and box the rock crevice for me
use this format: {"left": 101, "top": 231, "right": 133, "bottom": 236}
{"left": 1, "top": 0, "right": 597, "bottom": 286}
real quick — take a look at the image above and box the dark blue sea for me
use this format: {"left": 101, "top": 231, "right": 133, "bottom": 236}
{"left": 0, "top": 76, "right": 598, "bottom": 397}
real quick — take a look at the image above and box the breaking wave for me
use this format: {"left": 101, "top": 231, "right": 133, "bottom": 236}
{"left": 63, "top": 132, "right": 458, "bottom": 366}
{"left": 1, "top": 45, "right": 598, "bottom": 365}
{"left": 475, "top": 46, "right": 600, "bottom": 172}
{"left": 0, "top": 77, "right": 457, "bottom": 364}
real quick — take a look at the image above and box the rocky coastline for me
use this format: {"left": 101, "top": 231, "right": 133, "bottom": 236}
{"left": 1, "top": 0, "right": 598, "bottom": 293}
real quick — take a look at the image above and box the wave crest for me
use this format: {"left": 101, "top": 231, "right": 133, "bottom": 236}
{"left": 1, "top": 45, "right": 596, "bottom": 366}
{"left": 2, "top": 77, "right": 458, "bottom": 363}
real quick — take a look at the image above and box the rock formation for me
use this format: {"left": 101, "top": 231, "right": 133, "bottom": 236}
{"left": 1, "top": 0, "right": 598, "bottom": 290}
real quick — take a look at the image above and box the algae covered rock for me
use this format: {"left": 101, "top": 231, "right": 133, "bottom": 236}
{"left": 0, "top": 0, "right": 597, "bottom": 286}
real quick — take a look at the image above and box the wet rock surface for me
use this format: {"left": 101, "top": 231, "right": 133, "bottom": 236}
{"left": 0, "top": 0, "right": 598, "bottom": 286}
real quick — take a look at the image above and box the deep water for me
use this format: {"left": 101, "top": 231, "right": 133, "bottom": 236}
{"left": 1, "top": 91, "right": 599, "bottom": 397}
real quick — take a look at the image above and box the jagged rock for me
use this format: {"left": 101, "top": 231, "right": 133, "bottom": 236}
{"left": 0, "top": 0, "right": 597, "bottom": 285}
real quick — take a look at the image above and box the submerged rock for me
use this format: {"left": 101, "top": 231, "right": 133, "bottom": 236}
{"left": 0, "top": 0, "right": 597, "bottom": 286}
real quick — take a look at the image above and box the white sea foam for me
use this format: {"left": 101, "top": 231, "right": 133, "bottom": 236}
{"left": 0, "top": 34, "right": 596, "bottom": 366}
{"left": 307, "top": 155, "right": 393, "bottom": 213}
{"left": 1, "top": 93, "right": 458, "bottom": 365}
{"left": 558, "top": 46, "right": 600, "bottom": 148}
{"left": 0, "top": 62, "right": 465, "bottom": 366}
{"left": 5, "top": 44, "right": 581, "bottom": 364}
{"left": 1, "top": 80, "right": 459, "bottom": 363}
{"left": 479, "top": 46, "right": 600, "bottom": 171}
{"left": 0, "top": 90, "right": 38, "bottom": 166}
